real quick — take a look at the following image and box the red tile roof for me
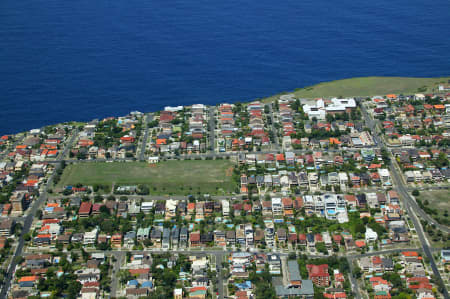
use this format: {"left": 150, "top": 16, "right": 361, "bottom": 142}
{"left": 307, "top": 264, "right": 329, "bottom": 278}
{"left": 79, "top": 202, "right": 92, "bottom": 214}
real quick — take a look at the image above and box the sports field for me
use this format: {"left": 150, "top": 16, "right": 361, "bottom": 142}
{"left": 57, "top": 160, "right": 237, "bottom": 194}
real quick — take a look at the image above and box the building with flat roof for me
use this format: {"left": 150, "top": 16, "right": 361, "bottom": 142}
{"left": 273, "top": 259, "right": 314, "bottom": 298}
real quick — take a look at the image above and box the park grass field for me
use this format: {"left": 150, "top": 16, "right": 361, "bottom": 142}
{"left": 260, "top": 76, "right": 450, "bottom": 102}
{"left": 417, "top": 190, "right": 450, "bottom": 224}
{"left": 57, "top": 160, "right": 237, "bottom": 194}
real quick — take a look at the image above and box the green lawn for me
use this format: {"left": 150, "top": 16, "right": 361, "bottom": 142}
{"left": 418, "top": 189, "right": 450, "bottom": 248}
{"left": 57, "top": 160, "right": 237, "bottom": 194}
{"left": 417, "top": 190, "right": 450, "bottom": 225}
{"left": 260, "top": 76, "right": 450, "bottom": 101}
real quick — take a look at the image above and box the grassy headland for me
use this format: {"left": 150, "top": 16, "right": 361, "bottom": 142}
{"left": 260, "top": 76, "right": 450, "bottom": 101}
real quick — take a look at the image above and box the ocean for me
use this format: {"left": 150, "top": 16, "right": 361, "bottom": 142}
{"left": 1, "top": 0, "right": 449, "bottom": 134}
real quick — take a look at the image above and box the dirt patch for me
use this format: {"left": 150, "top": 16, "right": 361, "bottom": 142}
{"left": 225, "top": 167, "right": 234, "bottom": 177}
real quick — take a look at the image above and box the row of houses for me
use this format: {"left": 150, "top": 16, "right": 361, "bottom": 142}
{"left": 359, "top": 251, "right": 440, "bottom": 299}
{"left": 240, "top": 167, "right": 391, "bottom": 194}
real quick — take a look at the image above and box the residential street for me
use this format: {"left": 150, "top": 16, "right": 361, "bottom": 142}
{"left": 109, "top": 251, "right": 124, "bottom": 298}
{"left": 209, "top": 106, "right": 216, "bottom": 152}
{"left": 267, "top": 103, "right": 280, "bottom": 150}
{"left": 1, "top": 100, "right": 449, "bottom": 299}
{"left": 362, "top": 98, "right": 450, "bottom": 297}
{"left": 138, "top": 113, "right": 152, "bottom": 161}
{"left": 0, "top": 131, "right": 78, "bottom": 298}
{"left": 389, "top": 161, "right": 449, "bottom": 298}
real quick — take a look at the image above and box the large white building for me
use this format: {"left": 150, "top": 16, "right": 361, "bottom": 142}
{"left": 302, "top": 98, "right": 356, "bottom": 120}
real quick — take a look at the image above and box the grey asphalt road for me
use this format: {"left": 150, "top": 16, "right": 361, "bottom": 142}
{"left": 268, "top": 103, "right": 280, "bottom": 149}
{"left": 209, "top": 107, "right": 216, "bottom": 153}
{"left": 138, "top": 114, "right": 151, "bottom": 161}
{"left": 0, "top": 131, "right": 79, "bottom": 298}
{"left": 389, "top": 161, "right": 449, "bottom": 298}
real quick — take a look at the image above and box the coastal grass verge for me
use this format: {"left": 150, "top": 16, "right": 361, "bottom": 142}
{"left": 56, "top": 160, "right": 237, "bottom": 195}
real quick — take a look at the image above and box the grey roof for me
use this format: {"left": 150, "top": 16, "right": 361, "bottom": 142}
{"left": 163, "top": 228, "right": 170, "bottom": 240}
{"left": 382, "top": 257, "right": 394, "bottom": 269}
{"left": 70, "top": 197, "right": 81, "bottom": 207}
{"left": 125, "top": 231, "right": 136, "bottom": 239}
{"left": 151, "top": 227, "right": 162, "bottom": 239}
{"left": 273, "top": 277, "right": 314, "bottom": 297}
{"left": 171, "top": 227, "right": 179, "bottom": 238}
{"left": 287, "top": 260, "right": 302, "bottom": 281}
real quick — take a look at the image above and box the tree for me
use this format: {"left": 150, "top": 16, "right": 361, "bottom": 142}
{"left": 383, "top": 272, "right": 402, "bottom": 289}
{"left": 71, "top": 251, "right": 79, "bottom": 262}
{"left": 316, "top": 242, "right": 328, "bottom": 254}
{"left": 353, "top": 264, "right": 362, "bottom": 278}
{"left": 412, "top": 189, "right": 420, "bottom": 197}
{"left": 354, "top": 222, "right": 366, "bottom": 234}
{"left": 56, "top": 242, "right": 63, "bottom": 251}
{"left": 119, "top": 269, "right": 133, "bottom": 284}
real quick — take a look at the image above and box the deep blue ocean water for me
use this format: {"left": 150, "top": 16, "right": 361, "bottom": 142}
{"left": 1, "top": 0, "right": 449, "bottom": 134}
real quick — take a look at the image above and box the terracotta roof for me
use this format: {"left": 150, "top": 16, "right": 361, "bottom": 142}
{"left": 79, "top": 202, "right": 92, "bottom": 214}
{"left": 128, "top": 268, "right": 150, "bottom": 275}
{"left": 307, "top": 264, "right": 329, "bottom": 277}
{"left": 19, "top": 276, "right": 40, "bottom": 282}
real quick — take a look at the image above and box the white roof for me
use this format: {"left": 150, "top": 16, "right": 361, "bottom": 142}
{"left": 330, "top": 97, "right": 356, "bottom": 108}
{"left": 365, "top": 227, "right": 378, "bottom": 241}
{"left": 84, "top": 228, "right": 98, "bottom": 238}
{"left": 164, "top": 106, "right": 183, "bottom": 112}
{"left": 141, "top": 201, "right": 154, "bottom": 207}
{"left": 271, "top": 197, "right": 282, "bottom": 205}
{"left": 338, "top": 172, "right": 348, "bottom": 180}
{"left": 91, "top": 253, "right": 105, "bottom": 260}
{"left": 378, "top": 169, "right": 390, "bottom": 176}
{"left": 166, "top": 199, "right": 177, "bottom": 210}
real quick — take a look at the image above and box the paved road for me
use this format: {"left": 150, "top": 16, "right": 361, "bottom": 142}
{"left": 56, "top": 130, "right": 78, "bottom": 160}
{"left": 267, "top": 103, "right": 280, "bottom": 149}
{"left": 109, "top": 252, "right": 123, "bottom": 298}
{"left": 0, "top": 131, "right": 79, "bottom": 298}
{"left": 362, "top": 104, "right": 450, "bottom": 297}
{"left": 389, "top": 161, "right": 449, "bottom": 298}
{"left": 214, "top": 251, "right": 225, "bottom": 299}
{"left": 86, "top": 245, "right": 433, "bottom": 299}
{"left": 209, "top": 107, "right": 216, "bottom": 153}
{"left": 95, "top": 249, "right": 227, "bottom": 298}
{"left": 0, "top": 163, "right": 59, "bottom": 298}
{"left": 47, "top": 194, "right": 237, "bottom": 203}
{"left": 361, "top": 102, "right": 387, "bottom": 147}
{"left": 47, "top": 144, "right": 441, "bottom": 166}
{"left": 138, "top": 114, "right": 151, "bottom": 161}
{"left": 362, "top": 103, "right": 450, "bottom": 233}
{"left": 360, "top": 105, "right": 449, "bottom": 297}
{"left": 45, "top": 147, "right": 374, "bottom": 165}
{"left": 346, "top": 256, "right": 362, "bottom": 299}
{"left": 390, "top": 160, "right": 450, "bottom": 234}
{"left": 0, "top": 134, "right": 25, "bottom": 161}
